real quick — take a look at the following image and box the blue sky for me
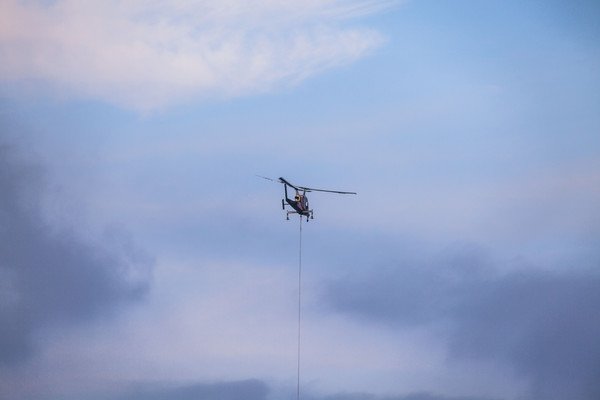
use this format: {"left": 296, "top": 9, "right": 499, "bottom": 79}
{"left": 1, "top": 1, "right": 599, "bottom": 399}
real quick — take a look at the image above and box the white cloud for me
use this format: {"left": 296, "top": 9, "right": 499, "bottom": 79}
{"left": 0, "top": 0, "right": 391, "bottom": 109}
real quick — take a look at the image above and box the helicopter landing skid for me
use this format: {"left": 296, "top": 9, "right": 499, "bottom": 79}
{"left": 286, "top": 210, "right": 314, "bottom": 221}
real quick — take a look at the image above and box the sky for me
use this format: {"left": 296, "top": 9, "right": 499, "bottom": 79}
{"left": 1, "top": 0, "right": 599, "bottom": 399}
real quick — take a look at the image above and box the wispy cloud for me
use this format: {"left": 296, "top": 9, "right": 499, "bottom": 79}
{"left": 0, "top": 0, "right": 392, "bottom": 109}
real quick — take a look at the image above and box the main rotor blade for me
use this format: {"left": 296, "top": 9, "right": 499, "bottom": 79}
{"left": 298, "top": 186, "right": 357, "bottom": 195}
{"left": 278, "top": 177, "right": 356, "bottom": 194}
{"left": 278, "top": 177, "right": 300, "bottom": 191}
{"left": 257, "top": 175, "right": 277, "bottom": 182}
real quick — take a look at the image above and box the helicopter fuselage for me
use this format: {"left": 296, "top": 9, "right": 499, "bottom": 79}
{"left": 283, "top": 183, "right": 313, "bottom": 220}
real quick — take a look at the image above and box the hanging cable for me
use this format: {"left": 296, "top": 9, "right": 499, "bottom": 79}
{"left": 297, "top": 216, "right": 302, "bottom": 400}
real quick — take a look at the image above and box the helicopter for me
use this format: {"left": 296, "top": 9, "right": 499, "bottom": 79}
{"left": 260, "top": 176, "right": 356, "bottom": 221}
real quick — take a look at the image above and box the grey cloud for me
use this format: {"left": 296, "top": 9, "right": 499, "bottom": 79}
{"left": 0, "top": 141, "right": 150, "bottom": 365}
{"left": 324, "top": 246, "right": 600, "bottom": 400}
{"left": 291, "top": 390, "right": 500, "bottom": 400}
{"left": 92, "top": 381, "right": 490, "bottom": 400}
{"left": 116, "top": 379, "right": 269, "bottom": 400}
{"left": 320, "top": 393, "right": 498, "bottom": 400}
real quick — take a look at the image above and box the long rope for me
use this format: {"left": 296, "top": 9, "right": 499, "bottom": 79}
{"left": 297, "top": 216, "right": 302, "bottom": 400}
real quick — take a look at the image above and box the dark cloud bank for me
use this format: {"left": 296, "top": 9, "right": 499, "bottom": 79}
{"left": 116, "top": 379, "right": 269, "bottom": 400}
{"left": 101, "top": 380, "right": 495, "bottom": 400}
{"left": 324, "top": 247, "right": 600, "bottom": 400}
{"left": 0, "top": 142, "right": 150, "bottom": 366}
{"left": 319, "top": 393, "right": 497, "bottom": 400}
{"left": 96, "top": 242, "right": 600, "bottom": 400}
{"left": 108, "top": 380, "right": 496, "bottom": 400}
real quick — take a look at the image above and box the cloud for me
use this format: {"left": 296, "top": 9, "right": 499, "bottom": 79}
{"left": 0, "top": 139, "right": 151, "bottom": 366}
{"left": 324, "top": 246, "right": 600, "bottom": 400}
{"left": 319, "top": 393, "right": 499, "bottom": 400}
{"left": 0, "top": 0, "right": 391, "bottom": 109}
{"left": 116, "top": 379, "right": 269, "bottom": 400}
{"left": 40, "top": 378, "right": 501, "bottom": 400}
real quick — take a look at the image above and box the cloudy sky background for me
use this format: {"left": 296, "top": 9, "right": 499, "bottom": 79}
{"left": 1, "top": 0, "right": 599, "bottom": 399}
